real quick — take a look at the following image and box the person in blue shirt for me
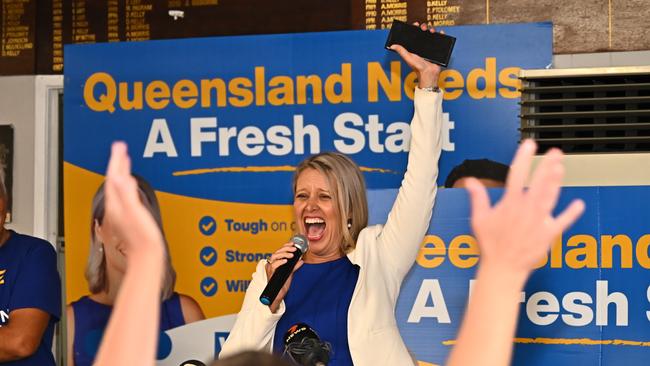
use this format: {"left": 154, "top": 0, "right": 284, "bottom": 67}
{"left": 0, "top": 180, "right": 61, "bottom": 366}
{"left": 66, "top": 175, "right": 205, "bottom": 366}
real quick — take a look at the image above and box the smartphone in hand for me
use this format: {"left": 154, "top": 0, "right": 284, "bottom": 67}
{"left": 385, "top": 20, "right": 456, "bottom": 67}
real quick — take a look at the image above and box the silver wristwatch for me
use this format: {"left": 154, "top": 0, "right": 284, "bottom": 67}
{"left": 418, "top": 86, "right": 441, "bottom": 93}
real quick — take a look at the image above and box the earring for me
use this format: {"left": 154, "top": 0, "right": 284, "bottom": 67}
{"left": 99, "top": 245, "right": 104, "bottom": 253}
{"left": 347, "top": 219, "right": 352, "bottom": 229}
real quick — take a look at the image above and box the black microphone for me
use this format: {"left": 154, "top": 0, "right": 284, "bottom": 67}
{"left": 283, "top": 323, "right": 332, "bottom": 366}
{"left": 259, "top": 234, "right": 309, "bottom": 306}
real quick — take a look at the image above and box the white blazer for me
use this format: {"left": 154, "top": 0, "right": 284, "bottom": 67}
{"left": 220, "top": 88, "right": 443, "bottom": 365}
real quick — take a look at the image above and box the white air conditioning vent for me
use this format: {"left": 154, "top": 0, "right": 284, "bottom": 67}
{"left": 519, "top": 66, "right": 650, "bottom": 154}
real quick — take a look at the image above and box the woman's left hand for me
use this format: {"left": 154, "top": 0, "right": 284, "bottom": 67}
{"left": 389, "top": 22, "right": 442, "bottom": 88}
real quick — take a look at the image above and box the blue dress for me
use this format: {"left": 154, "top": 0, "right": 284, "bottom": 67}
{"left": 0, "top": 230, "right": 61, "bottom": 366}
{"left": 273, "top": 256, "right": 359, "bottom": 365}
{"left": 71, "top": 292, "right": 186, "bottom": 366}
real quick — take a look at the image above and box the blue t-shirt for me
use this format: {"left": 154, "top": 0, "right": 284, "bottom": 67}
{"left": 273, "top": 256, "right": 359, "bottom": 365}
{"left": 0, "top": 230, "right": 61, "bottom": 366}
{"left": 71, "top": 292, "right": 186, "bottom": 366}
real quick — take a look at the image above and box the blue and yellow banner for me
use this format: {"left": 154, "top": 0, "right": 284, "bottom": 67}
{"left": 64, "top": 24, "right": 560, "bottom": 365}
{"left": 382, "top": 187, "right": 650, "bottom": 365}
{"left": 64, "top": 23, "right": 551, "bottom": 204}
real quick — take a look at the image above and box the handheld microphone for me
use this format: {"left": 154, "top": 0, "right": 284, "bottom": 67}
{"left": 283, "top": 323, "right": 331, "bottom": 366}
{"left": 259, "top": 234, "right": 309, "bottom": 306}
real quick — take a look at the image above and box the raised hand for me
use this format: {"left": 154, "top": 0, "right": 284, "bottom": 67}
{"left": 446, "top": 140, "right": 585, "bottom": 366}
{"left": 464, "top": 139, "right": 585, "bottom": 284}
{"left": 103, "top": 142, "right": 164, "bottom": 262}
{"left": 94, "top": 142, "right": 164, "bottom": 366}
{"left": 389, "top": 22, "right": 442, "bottom": 88}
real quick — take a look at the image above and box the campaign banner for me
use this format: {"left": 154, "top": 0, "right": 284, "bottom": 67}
{"left": 384, "top": 186, "right": 650, "bottom": 365}
{"left": 63, "top": 24, "right": 554, "bottom": 365}
{"left": 78, "top": 186, "right": 650, "bottom": 366}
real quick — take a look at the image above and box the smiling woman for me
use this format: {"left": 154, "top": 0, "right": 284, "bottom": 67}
{"left": 292, "top": 152, "right": 368, "bottom": 259}
{"left": 66, "top": 176, "right": 205, "bottom": 366}
{"left": 219, "top": 23, "right": 446, "bottom": 366}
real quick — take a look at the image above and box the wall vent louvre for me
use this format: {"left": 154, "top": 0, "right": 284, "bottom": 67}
{"left": 519, "top": 67, "right": 650, "bottom": 154}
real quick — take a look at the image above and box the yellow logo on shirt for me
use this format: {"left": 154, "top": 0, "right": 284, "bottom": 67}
{"left": 0, "top": 269, "right": 5, "bottom": 285}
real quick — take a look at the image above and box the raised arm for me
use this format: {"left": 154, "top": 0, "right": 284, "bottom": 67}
{"left": 446, "top": 140, "right": 585, "bottom": 366}
{"left": 375, "top": 24, "right": 444, "bottom": 278}
{"left": 93, "top": 142, "right": 166, "bottom": 366}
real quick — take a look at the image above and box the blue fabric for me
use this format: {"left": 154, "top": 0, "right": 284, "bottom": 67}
{"left": 273, "top": 257, "right": 359, "bottom": 365}
{"left": 0, "top": 230, "right": 61, "bottom": 366}
{"left": 71, "top": 292, "right": 185, "bottom": 366}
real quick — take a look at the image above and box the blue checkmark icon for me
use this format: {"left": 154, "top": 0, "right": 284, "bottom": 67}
{"left": 200, "top": 246, "right": 217, "bottom": 266}
{"left": 200, "top": 277, "right": 218, "bottom": 297}
{"left": 199, "top": 216, "right": 217, "bottom": 236}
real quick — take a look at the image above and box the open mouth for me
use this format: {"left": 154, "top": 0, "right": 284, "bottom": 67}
{"left": 304, "top": 217, "right": 326, "bottom": 241}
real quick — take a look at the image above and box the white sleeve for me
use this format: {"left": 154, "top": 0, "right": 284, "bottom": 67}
{"left": 218, "top": 260, "right": 285, "bottom": 358}
{"left": 374, "top": 88, "right": 443, "bottom": 280}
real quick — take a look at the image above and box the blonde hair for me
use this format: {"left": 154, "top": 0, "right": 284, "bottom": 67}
{"left": 86, "top": 175, "right": 177, "bottom": 300}
{"left": 293, "top": 152, "right": 368, "bottom": 254}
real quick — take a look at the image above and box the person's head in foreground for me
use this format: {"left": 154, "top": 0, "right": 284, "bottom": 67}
{"left": 210, "top": 351, "right": 290, "bottom": 366}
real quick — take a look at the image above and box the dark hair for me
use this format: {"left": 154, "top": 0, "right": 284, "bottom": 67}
{"left": 211, "top": 351, "right": 290, "bottom": 366}
{"left": 444, "top": 159, "right": 509, "bottom": 188}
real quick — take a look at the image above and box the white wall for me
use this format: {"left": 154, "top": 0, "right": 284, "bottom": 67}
{"left": 0, "top": 76, "right": 37, "bottom": 235}
{"left": 554, "top": 50, "right": 650, "bottom": 68}
{"left": 0, "top": 75, "right": 62, "bottom": 245}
